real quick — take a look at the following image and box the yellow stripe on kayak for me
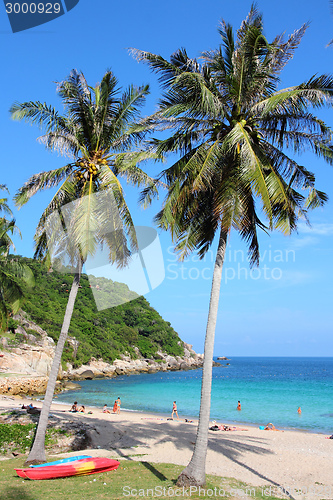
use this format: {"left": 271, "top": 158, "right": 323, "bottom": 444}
{"left": 74, "top": 460, "right": 96, "bottom": 472}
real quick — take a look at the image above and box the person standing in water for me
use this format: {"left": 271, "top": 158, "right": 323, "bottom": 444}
{"left": 237, "top": 401, "right": 241, "bottom": 411}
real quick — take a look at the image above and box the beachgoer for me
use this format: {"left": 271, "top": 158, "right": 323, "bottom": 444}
{"left": 297, "top": 407, "right": 302, "bottom": 414}
{"left": 70, "top": 402, "right": 78, "bottom": 412}
{"left": 171, "top": 401, "right": 179, "bottom": 420}
{"left": 209, "top": 422, "right": 248, "bottom": 431}
{"left": 264, "top": 422, "right": 281, "bottom": 431}
{"left": 237, "top": 401, "right": 241, "bottom": 411}
{"left": 102, "top": 404, "right": 111, "bottom": 414}
{"left": 78, "top": 405, "right": 85, "bottom": 413}
{"left": 112, "top": 401, "right": 117, "bottom": 413}
{"left": 23, "top": 403, "right": 36, "bottom": 410}
{"left": 116, "top": 397, "right": 121, "bottom": 414}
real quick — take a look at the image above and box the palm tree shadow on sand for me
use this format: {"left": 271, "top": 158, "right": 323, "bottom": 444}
{"left": 60, "top": 412, "right": 292, "bottom": 494}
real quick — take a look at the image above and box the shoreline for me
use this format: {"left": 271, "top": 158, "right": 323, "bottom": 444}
{"left": 53, "top": 394, "right": 330, "bottom": 436}
{"left": 1, "top": 394, "right": 333, "bottom": 498}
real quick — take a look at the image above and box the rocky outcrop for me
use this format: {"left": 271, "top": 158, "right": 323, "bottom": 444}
{"left": 64, "top": 343, "right": 204, "bottom": 381}
{"left": 0, "top": 376, "right": 48, "bottom": 396}
{"left": 0, "top": 312, "right": 204, "bottom": 395}
{"left": 0, "top": 311, "right": 62, "bottom": 380}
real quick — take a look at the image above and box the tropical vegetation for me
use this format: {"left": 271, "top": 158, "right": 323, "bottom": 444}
{"left": 0, "top": 186, "right": 33, "bottom": 332}
{"left": 10, "top": 69, "right": 157, "bottom": 464}
{"left": 2, "top": 256, "right": 184, "bottom": 365}
{"left": 133, "top": 5, "right": 333, "bottom": 486}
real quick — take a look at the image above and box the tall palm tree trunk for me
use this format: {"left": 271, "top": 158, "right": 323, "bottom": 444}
{"left": 177, "top": 228, "right": 228, "bottom": 487}
{"left": 25, "top": 259, "right": 82, "bottom": 465}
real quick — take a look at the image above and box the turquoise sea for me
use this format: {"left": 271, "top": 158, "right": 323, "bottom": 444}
{"left": 56, "top": 357, "right": 333, "bottom": 434}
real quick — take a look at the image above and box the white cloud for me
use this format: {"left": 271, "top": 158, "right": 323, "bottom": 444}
{"left": 298, "top": 222, "right": 333, "bottom": 236}
{"left": 291, "top": 235, "right": 318, "bottom": 248}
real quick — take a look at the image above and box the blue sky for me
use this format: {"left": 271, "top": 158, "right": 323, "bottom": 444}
{"left": 1, "top": 0, "right": 333, "bottom": 356}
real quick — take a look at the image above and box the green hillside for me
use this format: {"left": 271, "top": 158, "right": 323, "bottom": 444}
{"left": 9, "top": 257, "right": 184, "bottom": 367}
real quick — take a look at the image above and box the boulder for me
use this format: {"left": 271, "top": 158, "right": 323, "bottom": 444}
{"left": 62, "top": 381, "right": 81, "bottom": 391}
{"left": 79, "top": 370, "right": 94, "bottom": 380}
{"left": 147, "top": 367, "right": 158, "bottom": 374}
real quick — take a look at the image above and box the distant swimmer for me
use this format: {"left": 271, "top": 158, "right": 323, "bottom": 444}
{"left": 297, "top": 407, "right": 302, "bottom": 414}
{"left": 237, "top": 401, "right": 241, "bottom": 411}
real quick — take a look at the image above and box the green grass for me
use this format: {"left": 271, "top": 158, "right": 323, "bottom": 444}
{"left": 0, "top": 457, "right": 285, "bottom": 500}
{"left": 0, "top": 423, "right": 69, "bottom": 454}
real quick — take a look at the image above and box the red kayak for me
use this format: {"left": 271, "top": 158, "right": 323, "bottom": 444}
{"left": 15, "top": 457, "right": 119, "bottom": 480}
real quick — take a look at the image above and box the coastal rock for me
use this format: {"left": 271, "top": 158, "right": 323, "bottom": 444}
{"left": 1, "top": 313, "right": 204, "bottom": 395}
{"left": 79, "top": 370, "right": 94, "bottom": 380}
{"left": 0, "top": 376, "right": 48, "bottom": 396}
{"left": 62, "top": 381, "right": 81, "bottom": 391}
{"left": 0, "top": 348, "right": 55, "bottom": 377}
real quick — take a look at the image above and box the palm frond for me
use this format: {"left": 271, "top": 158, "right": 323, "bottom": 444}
{"left": 14, "top": 165, "right": 74, "bottom": 207}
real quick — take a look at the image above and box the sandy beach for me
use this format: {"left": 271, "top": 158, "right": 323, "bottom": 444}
{"left": 1, "top": 395, "right": 333, "bottom": 498}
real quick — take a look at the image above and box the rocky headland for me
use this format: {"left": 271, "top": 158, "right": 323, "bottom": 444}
{"left": 0, "top": 313, "right": 204, "bottom": 396}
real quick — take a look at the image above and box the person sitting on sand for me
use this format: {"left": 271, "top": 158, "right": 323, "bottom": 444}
{"left": 102, "top": 404, "right": 111, "bottom": 413}
{"left": 70, "top": 401, "right": 78, "bottom": 412}
{"left": 220, "top": 425, "right": 233, "bottom": 431}
{"left": 264, "top": 422, "right": 281, "bottom": 431}
{"left": 78, "top": 405, "right": 85, "bottom": 413}
{"left": 22, "top": 403, "right": 36, "bottom": 410}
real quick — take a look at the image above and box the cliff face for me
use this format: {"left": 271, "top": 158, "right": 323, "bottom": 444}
{"left": 0, "top": 313, "right": 203, "bottom": 395}
{"left": 0, "top": 313, "right": 57, "bottom": 378}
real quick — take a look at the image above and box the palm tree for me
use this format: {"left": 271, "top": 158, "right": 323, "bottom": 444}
{"left": 0, "top": 186, "right": 33, "bottom": 331}
{"left": 10, "top": 69, "right": 157, "bottom": 464}
{"left": 133, "top": 5, "right": 333, "bottom": 486}
{"left": 0, "top": 184, "right": 13, "bottom": 220}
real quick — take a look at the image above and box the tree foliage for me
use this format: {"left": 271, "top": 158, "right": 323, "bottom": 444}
{"left": 15, "top": 257, "right": 183, "bottom": 365}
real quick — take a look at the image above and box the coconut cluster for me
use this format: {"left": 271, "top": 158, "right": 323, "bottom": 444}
{"left": 74, "top": 153, "right": 108, "bottom": 181}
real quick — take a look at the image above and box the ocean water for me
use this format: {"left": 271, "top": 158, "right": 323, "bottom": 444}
{"left": 56, "top": 357, "right": 333, "bottom": 434}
